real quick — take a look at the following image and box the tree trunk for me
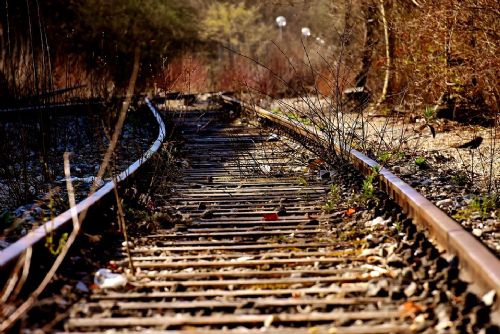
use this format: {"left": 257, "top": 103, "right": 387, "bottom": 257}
{"left": 354, "top": 0, "right": 377, "bottom": 88}
{"left": 376, "top": 0, "right": 393, "bottom": 106}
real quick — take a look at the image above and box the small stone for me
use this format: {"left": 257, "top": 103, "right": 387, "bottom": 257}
{"left": 479, "top": 325, "right": 500, "bottom": 334}
{"left": 260, "top": 164, "right": 272, "bottom": 174}
{"left": 0, "top": 240, "right": 10, "bottom": 250}
{"left": 482, "top": 290, "right": 496, "bottom": 307}
{"left": 387, "top": 254, "right": 405, "bottom": 268}
{"left": 201, "top": 210, "right": 215, "bottom": 219}
{"left": 75, "top": 281, "right": 89, "bottom": 293}
{"left": 471, "top": 212, "right": 482, "bottom": 220}
{"left": 433, "top": 291, "right": 448, "bottom": 304}
{"left": 420, "top": 178, "right": 432, "bottom": 186}
{"left": 319, "top": 170, "right": 331, "bottom": 180}
{"left": 401, "top": 249, "right": 413, "bottom": 263}
{"left": 366, "top": 279, "right": 389, "bottom": 297}
{"left": 436, "top": 198, "right": 453, "bottom": 208}
{"left": 472, "top": 229, "right": 483, "bottom": 237}
{"left": 121, "top": 241, "right": 134, "bottom": 247}
{"left": 276, "top": 205, "right": 287, "bottom": 216}
{"left": 415, "top": 267, "right": 429, "bottom": 280}
{"left": 463, "top": 292, "right": 480, "bottom": 313}
{"left": 390, "top": 290, "right": 405, "bottom": 300}
{"left": 435, "top": 318, "right": 453, "bottom": 331}
{"left": 449, "top": 255, "right": 460, "bottom": 268}
{"left": 450, "top": 279, "right": 468, "bottom": 296}
{"left": 404, "top": 282, "right": 418, "bottom": 297}
{"left": 401, "top": 268, "right": 414, "bottom": 283}
{"left": 396, "top": 166, "right": 411, "bottom": 174}
{"left": 471, "top": 305, "right": 490, "bottom": 327}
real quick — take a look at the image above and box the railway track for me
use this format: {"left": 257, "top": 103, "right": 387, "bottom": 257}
{"left": 1, "top": 95, "right": 500, "bottom": 332}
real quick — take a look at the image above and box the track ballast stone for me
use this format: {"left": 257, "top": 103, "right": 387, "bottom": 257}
{"left": 62, "top": 103, "right": 499, "bottom": 333}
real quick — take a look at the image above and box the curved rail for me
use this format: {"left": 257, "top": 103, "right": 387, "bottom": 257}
{"left": 221, "top": 94, "right": 500, "bottom": 306}
{"left": 0, "top": 98, "right": 166, "bottom": 271}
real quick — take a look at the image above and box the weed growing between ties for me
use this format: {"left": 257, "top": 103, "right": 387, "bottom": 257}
{"left": 326, "top": 171, "right": 500, "bottom": 333}
{"left": 361, "top": 166, "right": 380, "bottom": 201}
{"left": 453, "top": 194, "right": 500, "bottom": 223}
{"left": 322, "top": 184, "right": 341, "bottom": 213}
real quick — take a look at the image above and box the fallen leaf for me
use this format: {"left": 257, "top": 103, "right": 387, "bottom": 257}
{"left": 346, "top": 208, "right": 356, "bottom": 216}
{"left": 108, "top": 261, "right": 119, "bottom": 270}
{"left": 308, "top": 159, "right": 325, "bottom": 170}
{"left": 400, "top": 301, "right": 425, "bottom": 318}
{"left": 263, "top": 213, "right": 279, "bottom": 221}
{"left": 85, "top": 233, "right": 102, "bottom": 243}
{"left": 308, "top": 326, "right": 319, "bottom": 334}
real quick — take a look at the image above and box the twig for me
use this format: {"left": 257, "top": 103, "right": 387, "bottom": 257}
{"left": 0, "top": 252, "right": 25, "bottom": 304}
{"left": 0, "top": 48, "right": 141, "bottom": 330}
{"left": 10, "top": 246, "right": 32, "bottom": 300}
{"left": 0, "top": 152, "right": 79, "bottom": 331}
{"left": 112, "top": 178, "right": 135, "bottom": 273}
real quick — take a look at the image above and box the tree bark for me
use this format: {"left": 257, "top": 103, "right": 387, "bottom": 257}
{"left": 354, "top": 0, "right": 377, "bottom": 88}
{"left": 376, "top": 0, "right": 393, "bottom": 106}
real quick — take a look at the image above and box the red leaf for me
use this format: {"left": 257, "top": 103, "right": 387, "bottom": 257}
{"left": 346, "top": 208, "right": 356, "bottom": 216}
{"left": 263, "top": 213, "right": 279, "bottom": 221}
{"left": 108, "top": 262, "right": 118, "bottom": 270}
{"left": 308, "top": 159, "right": 325, "bottom": 169}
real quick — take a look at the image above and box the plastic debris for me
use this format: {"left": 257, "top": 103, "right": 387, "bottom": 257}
{"left": 94, "top": 269, "right": 127, "bottom": 289}
{"left": 365, "top": 216, "right": 391, "bottom": 227}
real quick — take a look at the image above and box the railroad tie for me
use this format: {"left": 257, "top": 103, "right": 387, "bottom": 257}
{"left": 62, "top": 105, "right": 428, "bottom": 333}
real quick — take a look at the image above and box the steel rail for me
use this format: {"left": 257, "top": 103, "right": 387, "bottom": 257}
{"left": 0, "top": 100, "right": 102, "bottom": 113}
{"left": 0, "top": 98, "right": 166, "bottom": 271}
{"left": 220, "top": 94, "right": 500, "bottom": 306}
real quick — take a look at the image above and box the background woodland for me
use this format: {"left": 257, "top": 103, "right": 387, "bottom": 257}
{"left": 0, "top": 0, "right": 498, "bottom": 120}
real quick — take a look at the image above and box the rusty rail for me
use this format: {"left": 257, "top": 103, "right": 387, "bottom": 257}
{"left": 0, "top": 98, "right": 166, "bottom": 272}
{"left": 220, "top": 94, "right": 500, "bottom": 305}
{"left": 0, "top": 100, "right": 102, "bottom": 114}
